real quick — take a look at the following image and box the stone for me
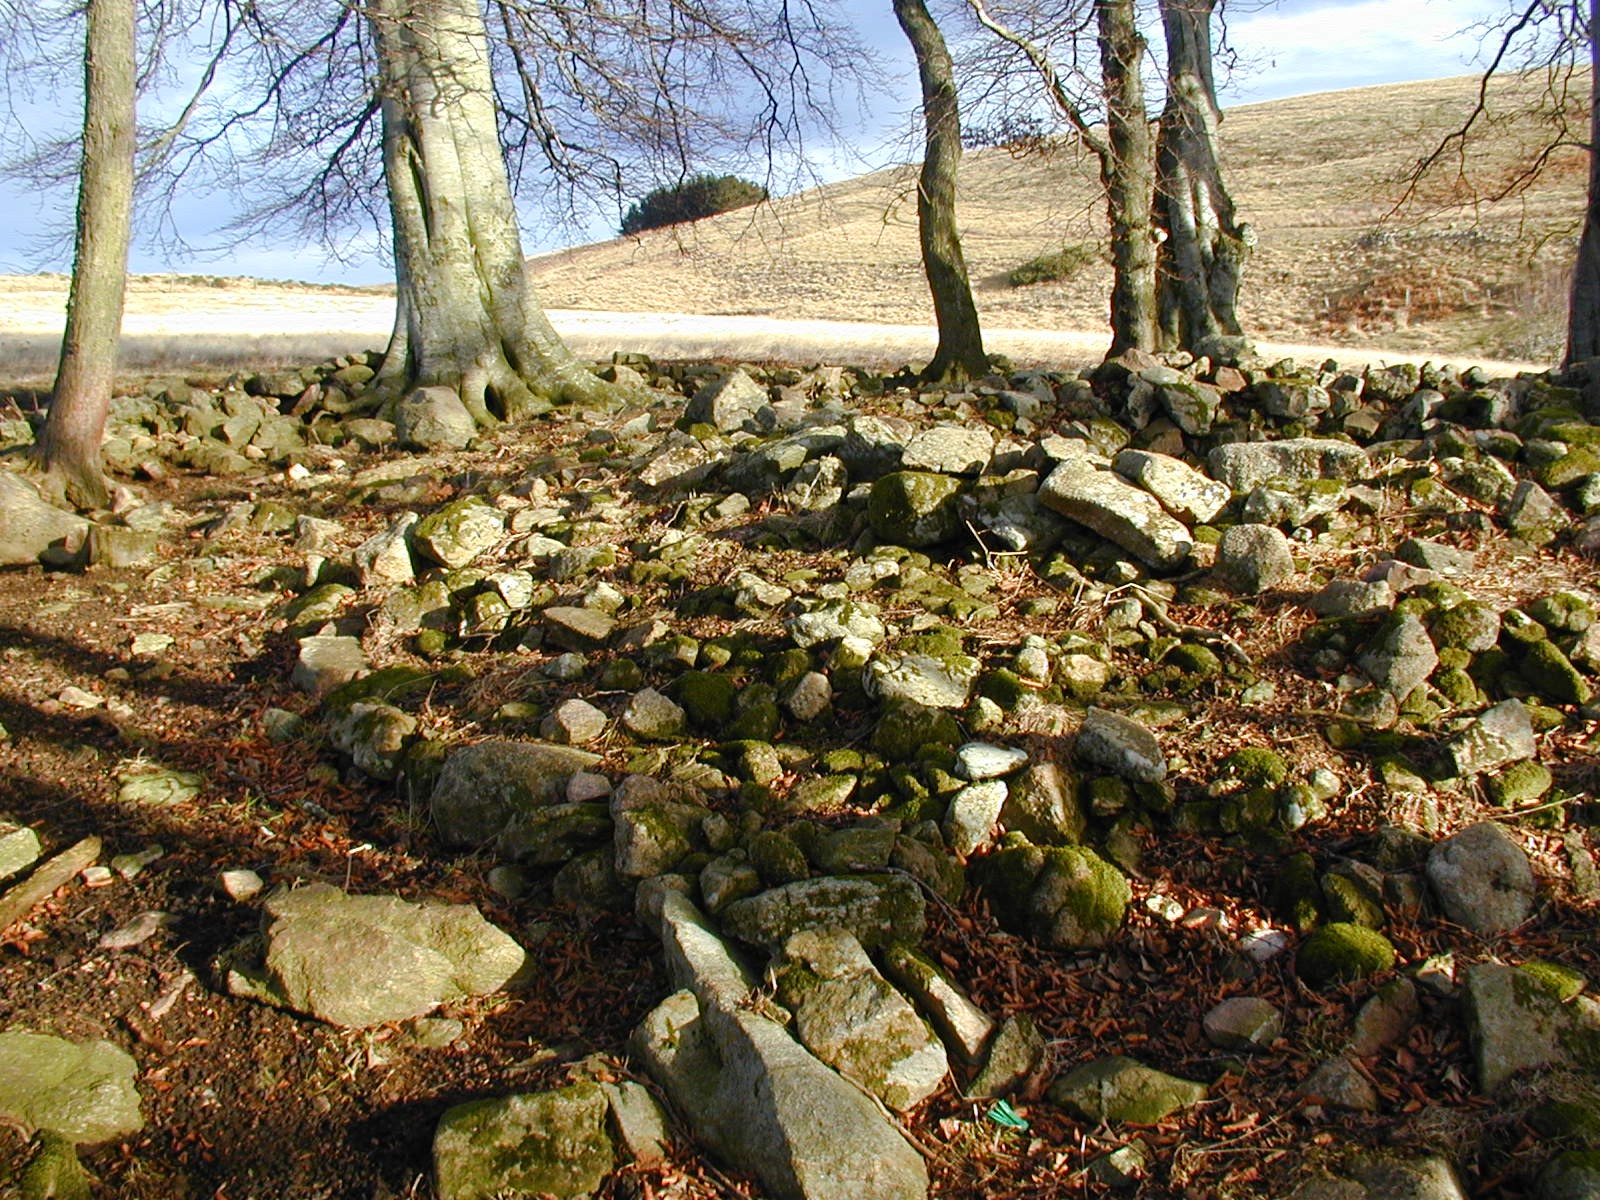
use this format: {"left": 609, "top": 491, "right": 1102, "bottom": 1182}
{"left": 0, "top": 1032, "right": 142, "bottom": 1142}
{"left": 433, "top": 1082, "right": 613, "bottom": 1200}
{"left": 292, "top": 634, "right": 369, "bottom": 696}
{"left": 685, "top": 368, "right": 772, "bottom": 433}
{"left": 979, "top": 840, "right": 1130, "bottom": 949}
{"left": 598, "top": 1080, "right": 670, "bottom": 1166}
{"left": 784, "top": 672, "right": 833, "bottom": 721}
{"left": 227, "top": 883, "right": 525, "bottom": 1028}
{"left": 1310, "top": 579, "right": 1395, "bottom": 619}
{"left": 1426, "top": 821, "right": 1536, "bottom": 936}
{"left": 354, "top": 513, "right": 418, "bottom": 587}
{"left": 1357, "top": 611, "right": 1438, "bottom": 698}
{"left": 1298, "top": 1056, "right": 1379, "bottom": 1112}
{"left": 220, "top": 868, "right": 264, "bottom": 901}
{"left": 634, "top": 891, "right": 928, "bottom": 1200}
{"left": 1396, "top": 538, "right": 1476, "bottom": 577}
{"left": 412, "top": 497, "right": 506, "bottom": 569}
{"left": 867, "top": 651, "right": 981, "bottom": 709}
{"left": 1048, "top": 1056, "right": 1206, "bottom": 1124}
{"left": 430, "top": 740, "right": 604, "bottom": 847}
{"left": 541, "top": 699, "right": 609, "bottom": 746}
{"left": 0, "top": 820, "right": 42, "bottom": 882}
{"left": 612, "top": 799, "right": 706, "bottom": 878}
{"left": 1202, "top": 996, "right": 1283, "bottom": 1051}
{"left": 1217, "top": 523, "right": 1295, "bottom": 594}
{"left": 966, "top": 1013, "right": 1046, "bottom": 1099}
{"left": 900, "top": 424, "right": 993, "bottom": 475}
{"left": 955, "top": 742, "right": 1029, "bottom": 780}
{"left": 1521, "top": 639, "right": 1593, "bottom": 704}
{"left": 86, "top": 525, "right": 159, "bottom": 568}
{"left": 880, "top": 943, "right": 995, "bottom": 1066}
{"left": 325, "top": 701, "right": 417, "bottom": 781}
{"left": 1296, "top": 923, "right": 1397, "bottom": 985}
{"left": 867, "top": 471, "right": 967, "bottom": 547}
{"left": 1206, "top": 438, "right": 1369, "bottom": 493}
{"left": 1464, "top": 962, "right": 1600, "bottom": 1092}
{"left": 1539, "top": 1152, "right": 1600, "bottom": 1200}
{"left": 1001, "top": 762, "right": 1087, "bottom": 846}
{"left": 1288, "top": 1153, "right": 1468, "bottom": 1200}
{"left": 542, "top": 606, "right": 617, "bottom": 649}
{"left": 395, "top": 386, "right": 478, "bottom": 451}
{"left": 718, "top": 874, "right": 925, "bottom": 952}
{"left": 942, "top": 780, "right": 1008, "bottom": 858}
{"left": 0, "top": 472, "right": 89, "bottom": 565}
{"left": 789, "top": 601, "right": 886, "bottom": 649}
{"left": 1349, "top": 977, "right": 1419, "bottom": 1056}
{"left": 1446, "top": 699, "right": 1536, "bottom": 776}
{"left": 1039, "top": 458, "right": 1194, "bottom": 570}
{"left": 1075, "top": 708, "right": 1167, "bottom": 783}
{"left": 1111, "top": 449, "right": 1230, "bottom": 523}
{"left": 775, "top": 928, "right": 949, "bottom": 1111}
{"left": 1501, "top": 480, "right": 1569, "bottom": 545}
{"left": 839, "top": 414, "right": 913, "bottom": 478}
{"left": 622, "top": 688, "right": 687, "bottom": 741}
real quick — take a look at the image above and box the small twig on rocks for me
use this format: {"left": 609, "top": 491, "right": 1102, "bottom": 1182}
{"left": 0, "top": 836, "right": 102, "bottom": 935}
{"left": 1118, "top": 583, "right": 1253, "bottom": 667}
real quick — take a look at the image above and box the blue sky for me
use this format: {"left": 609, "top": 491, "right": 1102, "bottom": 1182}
{"left": 0, "top": 0, "right": 1516, "bottom": 286}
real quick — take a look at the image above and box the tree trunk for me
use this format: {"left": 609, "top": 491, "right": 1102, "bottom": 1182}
{"left": 1096, "top": 0, "right": 1158, "bottom": 357}
{"left": 1564, "top": 0, "right": 1600, "bottom": 368}
{"left": 37, "top": 0, "right": 136, "bottom": 510}
{"left": 367, "top": 0, "right": 620, "bottom": 422}
{"left": 894, "top": 0, "right": 988, "bottom": 384}
{"left": 1153, "top": 0, "right": 1252, "bottom": 355}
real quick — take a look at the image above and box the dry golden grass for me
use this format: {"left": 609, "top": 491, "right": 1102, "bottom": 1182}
{"left": 529, "top": 72, "right": 1588, "bottom": 364}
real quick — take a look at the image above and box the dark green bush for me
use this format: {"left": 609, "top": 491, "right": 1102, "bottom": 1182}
{"left": 620, "top": 174, "right": 768, "bottom": 237}
{"left": 1007, "top": 244, "right": 1097, "bottom": 288}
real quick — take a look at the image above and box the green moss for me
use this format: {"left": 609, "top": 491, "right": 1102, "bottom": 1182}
{"left": 1085, "top": 775, "right": 1132, "bottom": 817}
{"left": 747, "top": 829, "right": 810, "bottom": 885}
{"left": 973, "top": 837, "right": 1047, "bottom": 929}
{"left": 768, "top": 648, "right": 813, "bottom": 689}
{"left": 1165, "top": 642, "right": 1223, "bottom": 681}
{"left": 1219, "top": 786, "right": 1279, "bottom": 833}
{"left": 1529, "top": 590, "right": 1596, "bottom": 633}
{"left": 872, "top": 703, "right": 963, "bottom": 761}
{"left": 1296, "top": 922, "right": 1396, "bottom": 985}
{"left": 1519, "top": 639, "right": 1592, "bottom": 705}
{"left": 1519, "top": 959, "right": 1588, "bottom": 1001}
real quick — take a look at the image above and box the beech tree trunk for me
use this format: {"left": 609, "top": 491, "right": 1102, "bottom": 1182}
{"left": 1153, "top": 0, "right": 1252, "bottom": 354}
{"left": 1565, "top": 0, "right": 1600, "bottom": 367}
{"left": 38, "top": 0, "right": 136, "bottom": 510}
{"left": 894, "top": 0, "right": 988, "bottom": 383}
{"left": 1096, "top": 0, "right": 1158, "bottom": 357}
{"left": 367, "top": 0, "right": 619, "bottom": 422}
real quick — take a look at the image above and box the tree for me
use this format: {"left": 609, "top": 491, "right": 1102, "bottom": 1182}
{"left": 33, "top": 0, "right": 136, "bottom": 509}
{"left": 1399, "top": 0, "right": 1596, "bottom": 368}
{"left": 964, "top": 0, "right": 1248, "bottom": 359}
{"left": 366, "top": 0, "right": 620, "bottom": 420}
{"left": 1153, "top": 0, "right": 1252, "bottom": 355}
{"left": 894, "top": 0, "right": 989, "bottom": 383}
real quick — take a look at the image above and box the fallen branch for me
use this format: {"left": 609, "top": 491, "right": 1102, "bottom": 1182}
{"left": 0, "top": 836, "right": 102, "bottom": 935}
{"left": 1117, "top": 584, "right": 1253, "bottom": 667}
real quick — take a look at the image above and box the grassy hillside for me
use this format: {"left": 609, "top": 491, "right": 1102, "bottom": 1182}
{"left": 528, "top": 72, "right": 1588, "bottom": 364}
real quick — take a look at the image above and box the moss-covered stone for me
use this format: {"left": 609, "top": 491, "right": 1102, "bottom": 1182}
{"left": 867, "top": 471, "right": 967, "bottom": 547}
{"left": 1296, "top": 922, "right": 1397, "bottom": 985}
{"left": 433, "top": 1082, "right": 613, "bottom": 1200}
{"left": 1519, "top": 959, "right": 1589, "bottom": 1002}
{"left": 1165, "top": 642, "right": 1223, "bottom": 682}
{"left": 673, "top": 670, "right": 737, "bottom": 731}
{"left": 1216, "top": 746, "right": 1291, "bottom": 789}
{"left": 747, "top": 829, "right": 810, "bottom": 886}
{"left": 1519, "top": 639, "right": 1592, "bottom": 705}
{"left": 1271, "top": 851, "right": 1322, "bottom": 933}
{"left": 977, "top": 838, "right": 1129, "bottom": 950}
{"left": 1487, "top": 759, "right": 1553, "bottom": 807}
{"left": 1048, "top": 1056, "right": 1207, "bottom": 1125}
{"left": 872, "top": 702, "right": 963, "bottom": 761}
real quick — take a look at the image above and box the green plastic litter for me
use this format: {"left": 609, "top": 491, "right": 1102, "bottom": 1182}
{"left": 986, "top": 1099, "right": 1029, "bottom": 1131}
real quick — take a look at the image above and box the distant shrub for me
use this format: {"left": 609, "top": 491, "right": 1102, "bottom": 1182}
{"left": 621, "top": 174, "right": 768, "bottom": 237}
{"left": 1008, "top": 244, "right": 1097, "bottom": 288}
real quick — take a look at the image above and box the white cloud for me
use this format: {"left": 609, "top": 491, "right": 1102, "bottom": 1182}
{"left": 1221, "top": 0, "right": 1510, "bottom": 103}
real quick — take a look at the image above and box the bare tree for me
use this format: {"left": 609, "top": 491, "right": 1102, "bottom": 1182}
{"left": 1399, "top": 0, "right": 1596, "bottom": 367}
{"left": 894, "top": 0, "right": 988, "bottom": 382}
{"left": 35, "top": 0, "right": 136, "bottom": 509}
{"left": 1153, "top": 0, "right": 1251, "bottom": 355}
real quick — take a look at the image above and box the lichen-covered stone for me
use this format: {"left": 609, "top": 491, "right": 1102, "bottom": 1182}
{"left": 430, "top": 740, "right": 603, "bottom": 847}
{"left": 412, "top": 497, "right": 506, "bottom": 569}
{"left": 718, "top": 874, "right": 925, "bottom": 951}
{"left": 0, "top": 1032, "right": 143, "bottom": 1144}
{"left": 1427, "top": 821, "right": 1536, "bottom": 936}
{"left": 1039, "top": 459, "right": 1194, "bottom": 570}
{"left": 867, "top": 471, "right": 967, "bottom": 547}
{"left": 1048, "top": 1056, "right": 1206, "bottom": 1124}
